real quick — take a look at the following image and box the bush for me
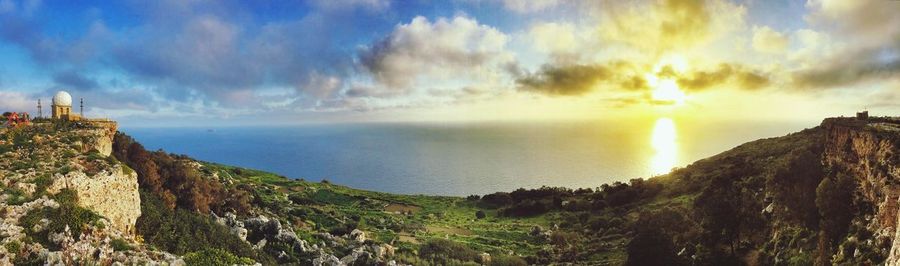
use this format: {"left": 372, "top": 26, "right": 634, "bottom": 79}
{"left": 475, "top": 210, "right": 486, "bottom": 219}
{"left": 111, "top": 238, "right": 133, "bottom": 251}
{"left": 501, "top": 200, "right": 548, "bottom": 217}
{"left": 32, "top": 174, "right": 52, "bottom": 197}
{"left": 113, "top": 133, "right": 250, "bottom": 215}
{"left": 626, "top": 227, "right": 678, "bottom": 266}
{"left": 4, "top": 188, "right": 29, "bottom": 205}
{"left": 480, "top": 192, "right": 513, "bottom": 208}
{"left": 183, "top": 248, "right": 255, "bottom": 266}
{"left": 136, "top": 191, "right": 274, "bottom": 264}
{"left": 419, "top": 239, "right": 481, "bottom": 264}
{"left": 816, "top": 174, "right": 855, "bottom": 249}
{"left": 491, "top": 254, "right": 528, "bottom": 266}
{"left": 787, "top": 252, "right": 812, "bottom": 266}
{"left": 20, "top": 189, "right": 101, "bottom": 249}
{"left": 4, "top": 241, "right": 21, "bottom": 254}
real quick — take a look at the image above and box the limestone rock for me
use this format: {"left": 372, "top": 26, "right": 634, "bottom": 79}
{"left": 47, "top": 164, "right": 140, "bottom": 234}
{"left": 350, "top": 229, "right": 366, "bottom": 243}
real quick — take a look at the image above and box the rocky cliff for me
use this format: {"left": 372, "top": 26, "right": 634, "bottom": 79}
{"left": 46, "top": 163, "right": 140, "bottom": 234}
{"left": 821, "top": 118, "right": 900, "bottom": 264}
{"left": 0, "top": 123, "right": 175, "bottom": 264}
{"left": 76, "top": 127, "right": 114, "bottom": 157}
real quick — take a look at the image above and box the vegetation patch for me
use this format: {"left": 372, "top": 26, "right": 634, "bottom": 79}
{"left": 183, "top": 248, "right": 255, "bottom": 266}
{"left": 19, "top": 189, "right": 101, "bottom": 250}
{"left": 135, "top": 190, "right": 274, "bottom": 264}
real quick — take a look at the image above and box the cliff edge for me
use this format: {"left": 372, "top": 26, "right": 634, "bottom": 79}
{"left": 821, "top": 118, "right": 900, "bottom": 264}
{"left": 0, "top": 122, "right": 176, "bottom": 264}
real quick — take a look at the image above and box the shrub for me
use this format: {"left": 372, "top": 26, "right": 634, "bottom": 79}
{"left": 419, "top": 239, "right": 481, "bottom": 264}
{"left": 111, "top": 238, "right": 133, "bottom": 251}
{"left": 480, "top": 192, "right": 513, "bottom": 208}
{"left": 135, "top": 190, "right": 274, "bottom": 264}
{"left": 626, "top": 227, "right": 678, "bottom": 266}
{"left": 113, "top": 132, "right": 242, "bottom": 214}
{"left": 475, "top": 210, "right": 486, "bottom": 219}
{"left": 491, "top": 254, "right": 528, "bottom": 266}
{"left": 5, "top": 188, "right": 29, "bottom": 205}
{"left": 183, "top": 248, "right": 255, "bottom": 266}
{"left": 787, "top": 252, "right": 812, "bottom": 266}
{"left": 32, "top": 174, "right": 52, "bottom": 196}
{"left": 20, "top": 189, "right": 101, "bottom": 249}
{"left": 550, "top": 231, "right": 579, "bottom": 247}
{"left": 501, "top": 200, "right": 548, "bottom": 217}
{"left": 5, "top": 241, "right": 21, "bottom": 254}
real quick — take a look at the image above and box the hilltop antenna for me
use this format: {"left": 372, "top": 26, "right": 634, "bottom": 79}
{"left": 37, "top": 99, "right": 42, "bottom": 119}
{"left": 80, "top": 98, "right": 84, "bottom": 117}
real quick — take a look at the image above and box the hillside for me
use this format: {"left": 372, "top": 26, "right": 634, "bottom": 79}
{"left": 0, "top": 116, "right": 897, "bottom": 265}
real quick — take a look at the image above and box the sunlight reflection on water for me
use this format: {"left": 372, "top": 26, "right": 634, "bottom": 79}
{"left": 651, "top": 117, "right": 677, "bottom": 176}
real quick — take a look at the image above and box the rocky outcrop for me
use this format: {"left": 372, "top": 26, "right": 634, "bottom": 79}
{"left": 77, "top": 127, "right": 115, "bottom": 156}
{"left": 821, "top": 118, "right": 900, "bottom": 264}
{"left": 47, "top": 163, "right": 141, "bottom": 234}
{"left": 213, "top": 212, "right": 401, "bottom": 265}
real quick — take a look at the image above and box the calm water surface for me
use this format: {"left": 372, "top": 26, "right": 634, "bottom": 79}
{"left": 123, "top": 119, "right": 812, "bottom": 196}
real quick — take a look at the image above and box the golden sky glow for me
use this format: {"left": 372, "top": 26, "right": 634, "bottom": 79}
{"left": 0, "top": 0, "right": 896, "bottom": 126}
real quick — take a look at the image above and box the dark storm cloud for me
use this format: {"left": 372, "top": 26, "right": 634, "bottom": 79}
{"left": 516, "top": 64, "right": 613, "bottom": 96}
{"left": 53, "top": 70, "right": 99, "bottom": 91}
{"left": 518, "top": 61, "right": 773, "bottom": 97}
{"left": 1, "top": 0, "right": 361, "bottom": 111}
{"left": 677, "top": 64, "right": 770, "bottom": 91}
{"left": 790, "top": 48, "right": 900, "bottom": 89}
{"left": 0, "top": 16, "right": 62, "bottom": 64}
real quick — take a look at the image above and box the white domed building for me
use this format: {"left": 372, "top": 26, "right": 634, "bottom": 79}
{"left": 51, "top": 91, "right": 79, "bottom": 120}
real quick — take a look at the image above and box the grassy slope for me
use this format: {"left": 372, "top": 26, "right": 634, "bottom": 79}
{"left": 122, "top": 123, "right": 833, "bottom": 265}
{"left": 202, "top": 162, "right": 551, "bottom": 257}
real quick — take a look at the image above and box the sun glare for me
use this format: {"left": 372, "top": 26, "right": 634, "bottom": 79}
{"left": 646, "top": 55, "right": 690, "bottom": 105}
{"left": 650, "top": 117, "right": 677, "bottom": 176}
{"left": 651, "top": 79, "right": 687, "bottom": 104}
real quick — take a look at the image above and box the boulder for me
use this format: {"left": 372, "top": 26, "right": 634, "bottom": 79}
{"left": 349, "top": 229, "right": 366, "bottom": 243}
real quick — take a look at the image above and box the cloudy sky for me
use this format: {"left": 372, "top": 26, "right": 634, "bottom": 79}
{"left": 0, "top": 0, "right": 897, "bottom": 126}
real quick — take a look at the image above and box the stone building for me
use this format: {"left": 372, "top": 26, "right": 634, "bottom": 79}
{"left": 51, "top": 91, "right": 80, "bottom": 121}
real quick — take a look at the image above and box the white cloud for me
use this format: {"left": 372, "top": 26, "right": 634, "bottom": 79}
{"left": 527, "top": 22, "right": 598, "bottom": 63}
{"left": 500, "top": 0, "right": 560, "bottom": 13}
{"left": 751, "top": 26, "right": 788, "bottom": 54}
{"left": 360, "top": 16, "right": 512, "bottom": 89}
{"left": 311, "top": 0, "right": 390, "bottom": 11}
{"left": 806, "top": 0, "right": 900, "bottom": 46}
{"left": 0, "top": 91, "right": 34, "bottom": 112}
{"left": 596, "top": 0, "right": 747, "bottom": 55}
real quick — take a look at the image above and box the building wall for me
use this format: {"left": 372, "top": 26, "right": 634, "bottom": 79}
{"left": 51, "top": 104, "right": 72, "bottom": 120}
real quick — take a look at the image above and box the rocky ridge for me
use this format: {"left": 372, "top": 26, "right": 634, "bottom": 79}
{"left": 820, "top": 118, "right": 900, "bottom": 264}
{"left": 0, "top": 123, "right": 179, "bottom": 264}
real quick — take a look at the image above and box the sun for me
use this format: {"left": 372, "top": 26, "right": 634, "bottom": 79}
{"left": 645, "top": 74, "right": 687, "bottom": 105}
{"left": 652, "top": 79, "right": 687, "bottom": 105}
{"left": 646, "top": 55, "right": 690, "bottom": 105}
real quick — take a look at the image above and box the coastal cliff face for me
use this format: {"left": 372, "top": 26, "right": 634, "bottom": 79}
{"left": 0, "top": 123, "right": 177, "bottom": 264}
{"left": 77, "top": 127, "right": 114, "bottom": 157}
{"left": 46, "top": 164, "right": 140, "bottom": 234}
{"left": 821, "top": 119, "right": 900, "bottom": 264}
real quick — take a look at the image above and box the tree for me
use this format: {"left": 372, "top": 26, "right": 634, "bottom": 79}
{"left": 815, "top": 173, "right": 855, "bottom": 263}
{"left": 626, "top": 227, "right": 678, "bottom": 266}
{"left": 694, "top": 174, "right": 742, "bottom": 255}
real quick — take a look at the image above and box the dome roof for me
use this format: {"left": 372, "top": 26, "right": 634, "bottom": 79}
{"left": 53, "top": 91, "right": 72, "bottom": 106}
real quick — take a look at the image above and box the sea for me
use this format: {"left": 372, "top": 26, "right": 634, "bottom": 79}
{"left": 123, "top": 118, "right": 813, "bottom": 196}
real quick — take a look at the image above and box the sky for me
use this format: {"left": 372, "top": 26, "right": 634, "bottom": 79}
{"left": 0, "top": 0, "right": 897, "bottom": 126}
